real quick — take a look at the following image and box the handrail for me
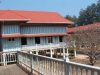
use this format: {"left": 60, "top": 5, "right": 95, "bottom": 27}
{"left": 17, "top": 51, "right": 100, "bottom": 75}
{"left": 0, "top": 52, "right": 17, "bottom": 66}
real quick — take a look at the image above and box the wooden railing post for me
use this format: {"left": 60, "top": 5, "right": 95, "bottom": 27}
{"left": 30, "top": 55, "right": 34, "bottom": 74}
{"left": 50, "top": 60, "right": 53, "bottom": 75}
{"left": 2, "top": 53, "right": 6, "bottom": 66}
{"left": 17, "top": 51, "right": 19, "bottom": 64}
{"left": 65, "top": 54, "right": 70, "bottom": 75}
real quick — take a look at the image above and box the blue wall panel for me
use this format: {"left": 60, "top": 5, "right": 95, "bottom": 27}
{"left": 20, "top": 26, "right": 66, "bottom": 34}
{"left": 2, "top": 25, "right": 20, "bottom": 34}
{"left": 3, "top": 38, "right": 21, "bottom": 52}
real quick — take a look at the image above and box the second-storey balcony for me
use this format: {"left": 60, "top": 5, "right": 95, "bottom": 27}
{"left": 21, "top": 42, "right": 63, "bottom": 51}
{"left": 3, "top": 42, "right": 64, "bottom": 52}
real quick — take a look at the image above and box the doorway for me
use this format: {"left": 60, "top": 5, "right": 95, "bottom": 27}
{"left": 35, "top": 37, "right": 40, "bottom": 44}
{"left": 59, "top": 36, "right": 63, "bottom": 42}
{"left": 21, "top": 38, "right": 27, "bottom": 45}
{"left": 48, "top": 36, "right": 52, "bottom": 43}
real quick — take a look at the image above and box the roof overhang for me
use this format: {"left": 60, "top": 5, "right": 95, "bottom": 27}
{"left": 0, "top": 19, "right": 30, "bottom": 22}
{"left": 2, "top": 33, "right": 68, "bottom": 38}
{"left": 27, "top": 22, "right": 74, "bottom": 24}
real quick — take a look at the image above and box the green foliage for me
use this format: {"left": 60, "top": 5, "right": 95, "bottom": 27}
{"left": 68, "top": 47, "right": 74, "bottom": 55}
{"left": 65, "top": 15, "right": 78, "bottom": 27}
{"left": 65, "top": 0, "right": 100, "bottom": 26}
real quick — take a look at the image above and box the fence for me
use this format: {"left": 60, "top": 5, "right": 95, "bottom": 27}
{"left": 17, "top": 51, "right": 100, "bottom": 75}
{"left": 0, "top": 51, "right": 17, "bottom": 66}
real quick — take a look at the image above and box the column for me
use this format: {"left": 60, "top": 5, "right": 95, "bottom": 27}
{"left": 74, "top": 41, "right": 76, "bottom": 57}
{"left": 63, "top": 47, "right": 65, "bottom": 59}
{"left": 74, "top": 47, "right": 76, "bottom": 57}
{"left": 44, "top": 50, "right": 46, "bottom": 56}
{"left": 30, "top": 49, "right": 32, "bottom": 54}
{"left": 36, "top": 51, "right": 38, "bottom": 55}
{"left": 65, "top": 54, "right": 70, "bottom": 75}
{"left": 60, "top": 48, "right": 61, "bottom": 56}
{"left": 2, "top": 53, "right": 6, "bottom": 66}
{"left": 67, "top": 47, "right": 69, "bottom": 55}
{"left": 55, "top": 49, "right": 58, "bottom": 58}
{"left": 50, "top": 49, "right": 53, "bottom": 58}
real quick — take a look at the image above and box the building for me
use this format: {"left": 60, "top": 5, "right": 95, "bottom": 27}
{"left": 67, "top": 23, "right": 100, "bottom": 50}
{"left": 0, "top": 10, "right": 73, "bottom": 53}
{"left": 67, "top": 23, "right": 100, "bottom": 34}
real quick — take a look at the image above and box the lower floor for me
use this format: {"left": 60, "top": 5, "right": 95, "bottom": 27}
{"left": 2, "top": 36, "right": 64, "bottom": 52}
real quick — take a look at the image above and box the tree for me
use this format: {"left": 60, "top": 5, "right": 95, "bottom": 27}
{"left": 65, "top": 0, "right": 100, "bottom": 26}
{"left": 64, "top": 25, "right": 100, "bottom": 65}
{"left": 65, "top": 15, "right": 78, "bottom": 27}
{"left": 77, "top": 3, "right": 97, "bottom": 26}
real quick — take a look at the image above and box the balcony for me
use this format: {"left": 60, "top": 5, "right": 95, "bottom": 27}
{"left": 3, "top": 42, "right": 64, "bottom": 52}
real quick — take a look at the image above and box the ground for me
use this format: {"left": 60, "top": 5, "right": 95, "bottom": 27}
{"left": 71, "top": 54, "right": 100, "bottom": 67}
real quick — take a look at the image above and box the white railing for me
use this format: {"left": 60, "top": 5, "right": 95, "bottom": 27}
{"left": 0, "top": 51, "right": 17, "bottom": 66}
{"left": 3, "top": 42, "right": 63, "bottom": 52}
{"left": 17, "top": 51, "right": 100, "bottom": 75}
{"left": 21, "top": 44, "right": 36, "bottom": 50}
{"left": 21, "top": 42, "right": 63, "bottom": 51}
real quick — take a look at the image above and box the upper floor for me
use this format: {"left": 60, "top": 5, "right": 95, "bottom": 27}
{"left": 2, "top": 24, "right": 67, "bottom": 34}
{"left": 0, "top": 10, "right": 74, "bottom": 36}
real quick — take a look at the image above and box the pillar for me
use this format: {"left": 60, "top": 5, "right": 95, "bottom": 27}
{"left": 74, "top": 47, "right": 76, "bottom": 57}
{"left": 54, "top": 49, "right": 56, "bottom": 55}
{"left": 50, "top": 49, "right": 53, "bottom": 58}
{"left": 65, "top": 54, "right": 70, "bottom": 75}
{"left": 55, "top": 49, "right": 58, "bottom": 58}
{"left": 74, "top": 41, "right": 76, "bottom": 57}
{"left": 63, "top": 47, "right": 65, "bottom": 59}
{"left": 36, "top": 51, "right": 38, "bottom": 55}
{"left": 2, "top": 53, "right": 6, "bottom": 66}
{"left": 44, "top": 50, "right": 46, "bottom": 56}
{"left": 60, "top": 48, "right": 61, "bottom": 56}
{"left": 30, "top": 49, "right": 32, "bottom": 54}
{"left": 67, "top": 47, "right": 69, "bottom": 55}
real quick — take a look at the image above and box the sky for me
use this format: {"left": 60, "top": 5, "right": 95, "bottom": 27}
{"left": 0, "top": 0, "right": 98, "bottom": 17}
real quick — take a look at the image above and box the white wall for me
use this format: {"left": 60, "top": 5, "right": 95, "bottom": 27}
{"left": 2, "top": 25, "right": 20, "bottom": 34}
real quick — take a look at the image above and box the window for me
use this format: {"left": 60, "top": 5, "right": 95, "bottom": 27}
{"left": 8, "top": 38, "right": 14, "bottom": 41}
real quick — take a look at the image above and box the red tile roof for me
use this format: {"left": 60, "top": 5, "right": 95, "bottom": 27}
{"left": 67, "top": 23, "right": 100, "bottom": 33}
{"left": 0, "top": 10, "right": 73, "bottom": 24}
{"left": 2, "top": 33, "right": 69, "bottom": 38}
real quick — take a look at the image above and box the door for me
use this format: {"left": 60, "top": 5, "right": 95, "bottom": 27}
{"left": 21, "top": 38, "right": 27, "bottom": 45}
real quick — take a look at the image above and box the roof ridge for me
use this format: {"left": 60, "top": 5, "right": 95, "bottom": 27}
{"left": 11, "top": 9, "right": 58, "bottom": 13}
{"left": 8, "top": 10, "right": 28, "bottom": 19}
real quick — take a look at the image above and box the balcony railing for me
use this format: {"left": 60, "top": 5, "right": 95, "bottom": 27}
{"left": 21, "top": 42, "right": 63, "bottom": 50}
{"left": 3, "top": 42, "right": 63, "bottom": 52}
{"left": 0, "top": 51, "right": 17, "bottom": 66}
{"left": 17, "top": 51, "right": 100, "bottom": 75}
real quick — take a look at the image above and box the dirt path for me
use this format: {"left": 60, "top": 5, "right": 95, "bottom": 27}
{"left": 76, "top": 54, "right": 89, "bottom": 59}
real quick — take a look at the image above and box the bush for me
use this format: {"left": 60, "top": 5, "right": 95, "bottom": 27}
{"left": 68, "top": 47, "right": 74, "bottom": 55}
